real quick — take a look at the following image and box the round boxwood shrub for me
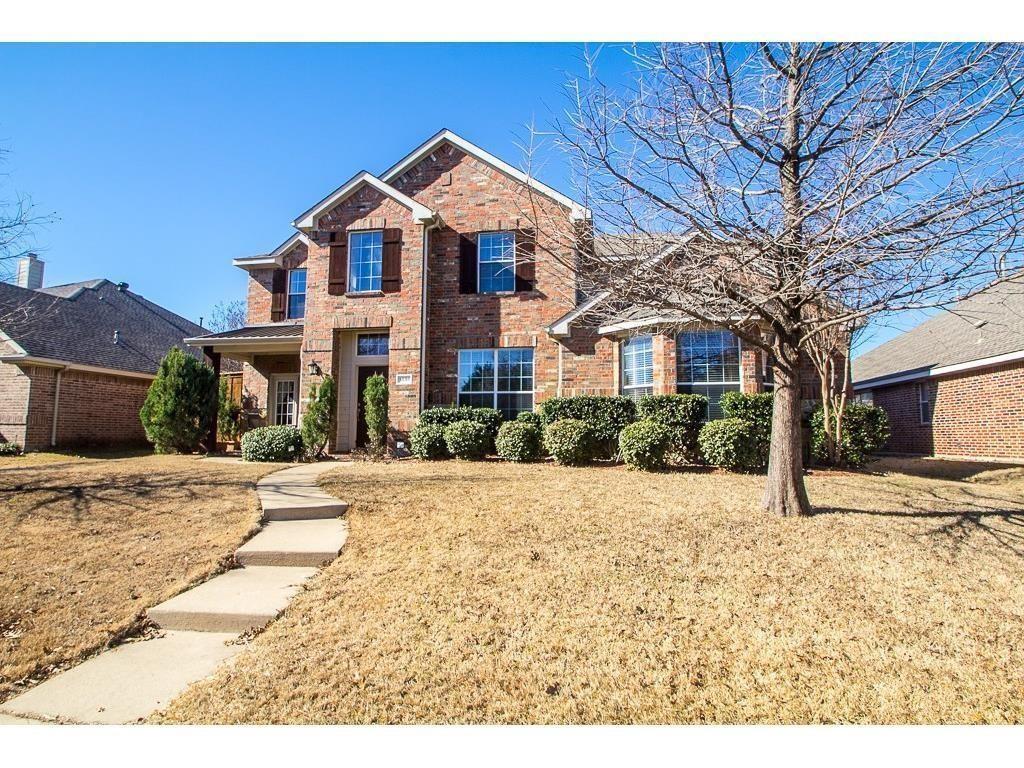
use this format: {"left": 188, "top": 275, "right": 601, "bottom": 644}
{"left": 495, "top": 421, "right": 543, "bottom": 462}
{"left": 543, "top": 418, "right": 596, "bottom": 466}
{"left": 241, "top": 425, "right": 304, "bottom": 462}
{"left": 811, "top": 403, "right": 890, "bottom": 467}
{"left": 410, "top": 422, "right": 449, "bottom": 460}
{"left": 419, "top": 406, "right": 503, "bottom": 449}
{"left": 618, "top": 418, "right": 673, "bottom": 471}
{"left": 538, "top": 395, "right": 636, "bottom": 458}
{"left": 636, "top": 393, "right": 707, "bottom": 463}
{"left": 515, "top": 410, "right": 543, "bottom": 429}
{"left": 720, "top": 391, "right": 774, "bottom": 469}
{"left": 698, "top": 418, "right": 759, "bottom": 472}
{"left": 443, "top": 420, "right": 490, "bottom": 460}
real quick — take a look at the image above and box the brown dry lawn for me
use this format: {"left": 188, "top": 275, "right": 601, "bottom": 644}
{"left": 160, "top": 457, "right": 1024, "bottom": 724}
{"left": 0, "top": 451, "right": 279, "bottom": 702}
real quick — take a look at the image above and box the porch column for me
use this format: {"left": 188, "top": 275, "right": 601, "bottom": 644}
{"left": 203, "top": 345, "right": 220, "bottom": 453}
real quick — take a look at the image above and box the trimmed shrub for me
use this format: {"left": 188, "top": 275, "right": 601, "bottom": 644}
{"left": 515, "top": 410, "right": 543, "bottom": 428}
{"left": 241, "top": 425, "right": 304, "bottom": 462}
{"left": 410, "top": 422, "right": 449, "bottom": 460}
{"left": 811, "top": 403, "right": 891, "bottom": 467}
{"left": 543, "top": 418, "right": 596, "bottom": 466}
{"left": 619, "top": 419, "right": 673, "bottom": 471}
{"left": 419, "top": 406, "right": 503, "bottom": 445}
{"left": 443, "top": 420, "right": 490, "bottom": 460}
{"left": 698, "top": 418, "right": 759, "bottom": 471}
{"left": 636, "top": 394, "right": 707, "bottom": 462}
{"left": 0, "top": 442, "right": 23, "bottom": 456}
{"left": 495, "top": 421, "right": 543, "bottom": 462}
{"left": 720, "top": 391, "right": 774, "bottom": 469}
{"left": 363, "top": 373, "right": 389, "bottom": 458}
{"left": 140, "top": 347, "right": 218, "bottom": 454}
{"left": 301, "top": 375, "right": 336, "bottom": 459}
{"left": 538, "top": 396, "right": 636, "bottom": 458}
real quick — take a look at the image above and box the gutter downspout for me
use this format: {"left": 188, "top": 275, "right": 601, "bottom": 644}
{"left": 50, "top": 367, "right": 64, "bottom": 448}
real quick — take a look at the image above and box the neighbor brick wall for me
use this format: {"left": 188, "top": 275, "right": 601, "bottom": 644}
{"left": 870, "top": 359, "right": 1024, "bottom": 460}
{"left": 0, "top": 361, "right": 30, "bottom": 446}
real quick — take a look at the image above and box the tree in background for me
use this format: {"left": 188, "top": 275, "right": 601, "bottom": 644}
{"left": 140, "top": 347, "right": 218, "bottom": 453}
{"left": 207, "top": 299, "right": 247, "bottom": 333}
{"left": 363, "top": 373, "right": 389, "bottom": 459}
{"left": 301, "top": 375, "right": 336, "bottom": 459}
{"left": 528, "top": 43, "right": 1024, "bottom": 516}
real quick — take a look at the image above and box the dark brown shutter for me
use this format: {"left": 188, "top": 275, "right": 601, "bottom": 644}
{"left": 459, "top": 234, "right": 478, "bottom": 294}
{"left": 328, "top": 235, "right": 348, "bottom": 296}
{"left": 515, "top": 229, "right": 536, "bottom": 292}
{"left": 381, "top": 228, "right": 403, "bottom": 294}
{"left": 270, "top": 268, "right": 286, "bottom": 322}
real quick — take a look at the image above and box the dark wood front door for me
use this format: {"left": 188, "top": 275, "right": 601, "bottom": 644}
{"left": 355, "top": 366, "right": 388, "bottom": 450}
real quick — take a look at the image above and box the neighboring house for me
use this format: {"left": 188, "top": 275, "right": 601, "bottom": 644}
{"left": 852, "top": 278, "right": 1024, "bottom": 461}
{"left": 0, "top": 254, "right": 209, "bottom": 451}
{"left": 188, "top": 129, "right": 809, "bottom": 452}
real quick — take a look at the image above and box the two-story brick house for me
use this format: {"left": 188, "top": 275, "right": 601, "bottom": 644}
{"left": 189, "top": 130, "right": 792, "bottom": 452}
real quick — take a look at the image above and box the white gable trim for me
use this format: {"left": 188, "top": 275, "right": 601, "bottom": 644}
{"left": 381, "top": 129, "right": 590, "bottom": 221}
{"left": 292, "top": 171, "right": 435, "bottom": 231}
{"left": 233, "top": 232, "right": 312, "bottom": 271}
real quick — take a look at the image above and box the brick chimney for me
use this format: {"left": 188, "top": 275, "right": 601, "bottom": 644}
{"left": 16, "top": 253, "right": 44, "bottom": 290}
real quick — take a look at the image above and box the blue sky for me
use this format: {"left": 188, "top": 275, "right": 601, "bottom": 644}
{"left": 0, "top": 43, "right": 911, "bottom": 354}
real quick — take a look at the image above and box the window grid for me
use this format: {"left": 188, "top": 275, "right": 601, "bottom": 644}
{"left": 458, "top": 348, "right": 534, "bottom": 419}
{"left": 286, "top": 268, "right": 306, "bottom": 320}
{"left": 918, "top": 382, "right": 933, "bottom": 425}
{"left": 356, "top": 333, "right": 389, "bottom": 357}
{"left": 621, "top": 335, "right": 654, "bottom": 400}
{"left": 274, "top": 379, "right": 297, "bottom": 426}
{"left": 349, "top": 230, "right": 383, "bottom": 293}
{"left": 677, "top": 330, "right": 742, "bottom": 419}
{"left": 478, "top": 232, "right": 516, "bottom": 293}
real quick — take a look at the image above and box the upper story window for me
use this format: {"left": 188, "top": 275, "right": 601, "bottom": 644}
{"left": 357, "top": 333, "right": 389, "bottom": 357}
{"left": 286, "top": 268, "right": 306, "bottom": 320}
{"left": 478, "top": 232, "right": 515, "bottom": 293}
{"left": 457, "top": 347, "right": 534, "bottom": 419}
{"left": 621, "top": 335, "right": 654, "bottom": 399}
{"left": 677, "top": 329, "right": 742, "bottom": 419}
{"left": 349, "top": 230, "right": 383, "bottom": 293}
{"left": 918, "top": 382, "right": 933, "bottom": 425}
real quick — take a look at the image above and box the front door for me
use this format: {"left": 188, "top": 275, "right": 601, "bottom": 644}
{"left": 273, "top": 375, "right": 298, "bottom": 426}
{"left": 355, "top": 366, "right": 388, "bottom": 449}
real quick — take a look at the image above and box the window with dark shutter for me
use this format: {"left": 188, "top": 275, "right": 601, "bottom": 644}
{"left": 515, "top": 228, "right": 536, "bottom": 292}
{"left": 381, "top": 228, "right": 403, "bottom": 294}
{"left": 270, "top": 268, "right": 286, "bottom": 322}
{"left": 328, "top": 237, "right": 348, "bottom": 296}
{"left": 459, "top": 234, "right": 478, "bottom": 294}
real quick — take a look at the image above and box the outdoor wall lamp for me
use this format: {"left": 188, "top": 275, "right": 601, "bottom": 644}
{"left": 307, "top": 361, "right": 323, "bottom": 377}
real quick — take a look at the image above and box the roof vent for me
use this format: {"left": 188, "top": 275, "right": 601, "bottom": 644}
{"left": 113, "top": 330, "right": 120, "bottom": 344}
{"left": 116, "top": 282, "right": 129, "bottom": 292}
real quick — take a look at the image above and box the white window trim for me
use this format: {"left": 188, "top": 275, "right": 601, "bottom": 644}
{"left": 676, "top": 330, "right": 744, "bottom": 417}
{"left": 356, "top": 333, "right": 390, "bottom": 358}
{"left": 286, "top": 268, "right": 306, "bottom": 320}
{"left": 271, "top": 374, "right": 299, "bottom": 427}
{"left": 456, "top": 347, "right": 535, "bottom": 412}
{"left": 348, "top": 229, "right": 384, "bottom": 294}
{"left": 477, "top": 231, "right": 517, "bottom": 295}
{"left": 918, "top": 382, "right": 932, "bottom": 425}
{"left": 620, "top": 335, "right": 655, "bottom": 397}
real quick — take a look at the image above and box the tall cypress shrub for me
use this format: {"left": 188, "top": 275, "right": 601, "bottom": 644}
{"left": 301, "top": 374, "right": 336, "bottom": 459}
{"left": 364, "top": 373, "right": 389, "bottom": 458}
{"left": 140, "top": 347, "right": 218, "bottom": 453}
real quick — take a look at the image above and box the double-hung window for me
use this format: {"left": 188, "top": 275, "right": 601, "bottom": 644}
{"left": 478, "top": 232, "right": 515, "bottom": 293}
{"left": 621, "top": 335, "right": 654, "bottom": 399}
{"left": 286, "top": 268, "right": 306, "bottom": 320}
{"left": 677, "top": 329, "right": 742, "bottom": 419}
{"left": 457, "top": 348, "right": 534, "bottom": 419}
{"left": 918, "top": 382, "right": 933, "bottom": 425}
{"left": 349, "top": 230, "right": 383, "bottom": 293}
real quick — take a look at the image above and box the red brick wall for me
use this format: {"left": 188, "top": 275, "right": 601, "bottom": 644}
{"left": 869, "top": 360, "right": 1024, "bottom": 460}
{"left": 246, "top": 244, "right": 308, "bottom": 325}
{"left": 241, "top": 354, "right": 301, "bottom": 423}
{"left": 0, "top": 361, "right": 30, "bottom": 446}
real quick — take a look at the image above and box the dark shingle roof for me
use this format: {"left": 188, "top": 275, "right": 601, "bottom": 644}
{"left": 852, "top": 278, "right": 1024, "bottom": 385}
{"left": 0, "top": 279, "right": 208, "bottom": 376}
{"left": 189, "top": 324, "right": 304, "bottom": 341}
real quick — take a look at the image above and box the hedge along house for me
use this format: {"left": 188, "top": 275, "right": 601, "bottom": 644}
{"left": 852, "top": 277, "right": 1024, "bottom": 462}
{"left": 0, "top": 255, "right": 210, "bottom": 451}
{"left": 188, "top": 129, "right": 803, "bottom": 452}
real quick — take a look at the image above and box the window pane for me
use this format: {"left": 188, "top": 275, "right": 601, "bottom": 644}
{"left": 497, "top": 393, "right": 534, "bottom": 420}
{"left": 622, "top": 335, "right": 654, "bottom": 394}
{"left": 677, "top": 330, "right": 741, "bottom": 387}
{"left": 457, "top": 348, "right": 534, "bottom": 417}
{"left": 357, "top": 333, "right": 389, "bottom": 357}
{"left": 458, "top": 350, "right": 495, "bottom": 395}
{"left": 677, "top": 383, "right": 741, "bottom": 420}
{"left": 287, "top": 294, "right": 305, "bottom": 320}
{"left": 286, "top": 268, "right": 306, "bottom": 319}
{"left": 478, "top": 232, "right": 515, "bottom": 293}
{"left": 349, "top": 231, "right": 383, "bottom": 292}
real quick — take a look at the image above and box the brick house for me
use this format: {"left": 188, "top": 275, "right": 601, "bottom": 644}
{"left": 0, "top": 255, "right": 209, "bottom": 451}
{"left": 189, "top": 129, "right": 805, "bottom": 452}
{"left": 852, "top": 278, "right": 1024, "bottom": 462}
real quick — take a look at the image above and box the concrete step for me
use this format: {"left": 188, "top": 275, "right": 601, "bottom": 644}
{"left": 148, "top": 566, "right": 317, "bottom": 633}
{"left": 235, "top": 518, "right": 348, "bottom": 567}
{"left": 0, "top": 631, "right": 240, "bottom": 724}
{"left": 261, "top": 497, "right": 348, "bottom": 521}
{"left": 257, "top": 463, "right": 348, "bottom": 521}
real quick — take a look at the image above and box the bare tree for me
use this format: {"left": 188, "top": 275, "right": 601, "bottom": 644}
{"left": 525, "top": 43, "right": 1024, "bottom": 516}
{"left": 1, "top": 146, "right": 51, "bottom": 284}
{"left": 207, "top": 299, "right": 247, "bottom": 333}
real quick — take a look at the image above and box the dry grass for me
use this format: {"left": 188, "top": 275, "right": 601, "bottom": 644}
{"left": 0, "top": 451, "right": 279, "bottom": 701}
{"left": 160, "top": 457, "right": 1024, "bottom": 724}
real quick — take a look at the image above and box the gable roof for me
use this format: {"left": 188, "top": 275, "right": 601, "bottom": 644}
{"left": 381, "top": 129, "right": 589, "bottom": 221}
{"left": 0, "top": 279, "right": 207, "bottom": 377}
{"left": 852, "top": 277, "right": 1024, "bottom": 388}
{"left": 233, "top": 232, "right": 312, "bottom": 271}
{"left": 292, "top": 171, "right": 436, "bottom": 231}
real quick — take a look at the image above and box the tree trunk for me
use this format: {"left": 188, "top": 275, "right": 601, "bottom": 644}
{"left": 762, "top": 346, "right": 812, "bottom": 516}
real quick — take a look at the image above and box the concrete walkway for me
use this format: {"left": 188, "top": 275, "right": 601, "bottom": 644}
{"left": 0, "top": 461, "right": 347, "bottom": 725}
